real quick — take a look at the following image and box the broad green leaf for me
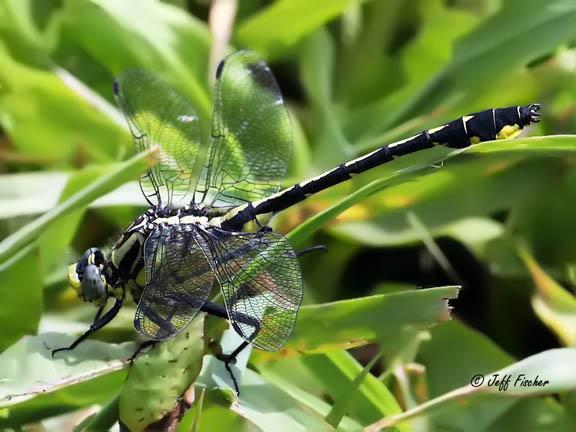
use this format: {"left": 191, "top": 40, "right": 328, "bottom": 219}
{"left": 418, "top": 320, "right": 515, "bottom": 430}
{"left": 417, "top": 321, "right": 566, "bottom": 431}
{"left": 0, "top": 148, "right": 155, "bottom": 265}
{"left": 385, "top": 0, "right": 576, "bottom": 128}
{"left": 276, "top": 286, "right": 459, "bottom": 355}
{"left": 0, "top": 0, "right": 48, "bottom": 52}
{"left": 61, "top": 0, "right": 212, "bottom": 123}
{"left": 0, "top": 173, "right": 67, "bottom": 219}
{"left": 0, "top": 372, "right": 125, "bottom": 429}
{"left": 0, "top": 173, "right": 146, "bottom": 219}
{"left": 176, "top": 396, "right": 245, "bottom": 432}
{"left": 299, "top": 29, "right": 334, "bottom": 108}
{"left": 0, "top": 42, "right": 128, "bottom": 163}
{"left": 401, "top": 0, "right": 478, "bottom": 86}
{"left": 259, "top": 362, "right": 360, "bottom": 430}
{"left": 0, "top": 245, "right": 42, "bottom": 350}
{"left": 237, "top": 0, "right": 361, "bottom": 59}
{"left": 0, "top": 333, "right": 133, "bottom": 408}
{"left": 231, "top": 368, "right": 337, "bottom": 431}
{"left": 335, "top": 1, "right": 404, "bottom": 107}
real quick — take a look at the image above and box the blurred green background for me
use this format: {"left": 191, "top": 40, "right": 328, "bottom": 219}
{"left": 1, "top": 0, "right": 576, "bottom": 431}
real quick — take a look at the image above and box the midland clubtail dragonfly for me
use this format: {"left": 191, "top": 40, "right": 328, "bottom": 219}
{"left": 53, "top": 50, "right": 541, "bottom": 393}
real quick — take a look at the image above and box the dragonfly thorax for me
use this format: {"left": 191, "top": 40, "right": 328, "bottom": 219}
{"left": 68, "top": 206, "right": 226, "bottom": 306}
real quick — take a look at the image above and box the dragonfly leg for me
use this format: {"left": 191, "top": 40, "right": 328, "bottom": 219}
{"left": 296, "top": 244, "right": 328, "bottom": 257}
{"left": 222, "top": 341, "right": 251, "bottom": 395}
{"left": 199, "top": 300, "right": 228, "bottom": 319}
{"left": 51, "top": 297, "right": 123, "bottom": 357}
{"left": 128, "top": 340, "right": 158, "bottom": 363}
{"left": 201, "top": 301, "right": 260, "bottom": 395}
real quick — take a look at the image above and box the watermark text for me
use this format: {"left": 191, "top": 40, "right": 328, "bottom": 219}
{"left": 469, "top": 373, "right": 550, "bottom": 391}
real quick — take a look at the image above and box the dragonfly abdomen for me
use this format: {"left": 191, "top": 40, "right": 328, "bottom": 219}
{"left": 221, "top": 104, "right": 540, "bottom": 232}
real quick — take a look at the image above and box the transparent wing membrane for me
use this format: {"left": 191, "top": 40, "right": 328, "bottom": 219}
{"left": 135, "top": 225, "right": 213, "bottom": 340}
{"left": 200, "top": 50, "right": 292, "bottom": 209}
{"left": 115, "top": 52, "right": 301, "bottom": 353}
{"left": 115, "top": 70, "right": 203, "bottom": 208}
{"left": 207, "top": 229, "right": 302, "bottom": 351}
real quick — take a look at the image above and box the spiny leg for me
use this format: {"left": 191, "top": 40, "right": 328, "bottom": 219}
{"left": 222, "top": 341, "right": 251, "bottom": 395}
{"left": 51, "top": 297, "right": 123, "bottom": 357}
{"left": 200, "top": 300, "right": 260, "bottom": 394}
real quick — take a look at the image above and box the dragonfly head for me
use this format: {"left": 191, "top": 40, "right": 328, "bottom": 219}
{"left": 520, "top": 103, "right": 541, "bottom": 126}
{"left": 68, "top": 248, "right": 109, "bottom": 304}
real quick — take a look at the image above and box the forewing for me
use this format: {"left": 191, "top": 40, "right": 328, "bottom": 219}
{"left": 135, "top": 224, "right": 213, "bottom": 340}
{"left": 115, "top": 70, "right": 202, "bottom": 208}
{"left": 200, "top": 50, "right": 292, "bottom": 209}
{"left": 208, "top": 229, "right": 302, "bottom": 351}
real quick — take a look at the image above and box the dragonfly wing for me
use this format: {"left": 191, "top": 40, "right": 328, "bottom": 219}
{"left": 115, "top": 70, "right": 203, "bottom": 208}
{"left": 200, "top": 50, "right": 292, "bottom": 209}
{"left": 135, "top": 224, "right": 213, "bottom": 340}
{"left": 207, "top": 228, "right": 302, "bottom": 351}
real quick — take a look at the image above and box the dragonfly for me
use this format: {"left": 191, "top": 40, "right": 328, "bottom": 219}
{"left": 53, "top": 50, "right": 541, "bottom": 394}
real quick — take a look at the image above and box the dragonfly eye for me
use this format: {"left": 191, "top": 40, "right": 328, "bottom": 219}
{"left": 80, "top": 264, "right": 108, "bottom": 303}
{"left": 519, "top": 103, "right": 541, "bottom": 125}
{"left": 69, "top": 248, "right": 109, "bottom": 303}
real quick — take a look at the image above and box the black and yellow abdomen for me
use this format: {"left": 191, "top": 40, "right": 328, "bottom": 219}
{"left": 221, "top": 104, "right": 541, "bottom": 232}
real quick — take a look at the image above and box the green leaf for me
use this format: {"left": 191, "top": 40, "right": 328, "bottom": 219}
{"left": 0, "top": 333, "right": 133, "bottom": 408}
{"left": 0, "top": 42, "right": 128, "bottom": 163}
{"left": 0, "top": 0, "right": 48, "bottom": 53}
{"left": 0, "top": 173, "right": 146, "bottom": 219}
{"left": 230, "top": 368, "right": 337, "bottom": 431}
{"left": 0, "top": 148, "right": 155, "bottom": 265}
{"left": 0, "top": 245, "right": 42, "bottom": 350}
{"left": 386, "top": 0, "right": 576, "bottom": 128}
{"left": 61, "top": 0, "right": 212, "bottom": 123}
{"left": 490, "top": 397, "right": 575, "bottom": 432}
{"left": 0, "top": 372, "right": 125, "bottom": 429}
{"left": 303, "top": 350, "right": 405, "bottom": 428}
{"left": 479, "top": 349, "right": 576, "bottom": 396}
{"left": 520, "top": 249, "right": 576, "bottom": 347}
{"left": 237, "top": 0, "right": 361, "bottom": 59}
{"left": 367, "top": 347, "right": 576, "bottom": 431}
{"left": 38, "top": 165, "right": 113, "bottom": 276}
{"left": 281, "top": 286, "right": 459, "bottom": 354}
{"left": 299, "top": 29, "right": 352, "bottom": 168}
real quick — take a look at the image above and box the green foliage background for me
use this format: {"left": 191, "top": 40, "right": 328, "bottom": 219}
{"left": 0, "top": 0, "right": 575, "bottom": 430}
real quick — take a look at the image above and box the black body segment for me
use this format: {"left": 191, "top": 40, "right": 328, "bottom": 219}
{"left": 221, "top": 104, "right": 540, "bottom": 231}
